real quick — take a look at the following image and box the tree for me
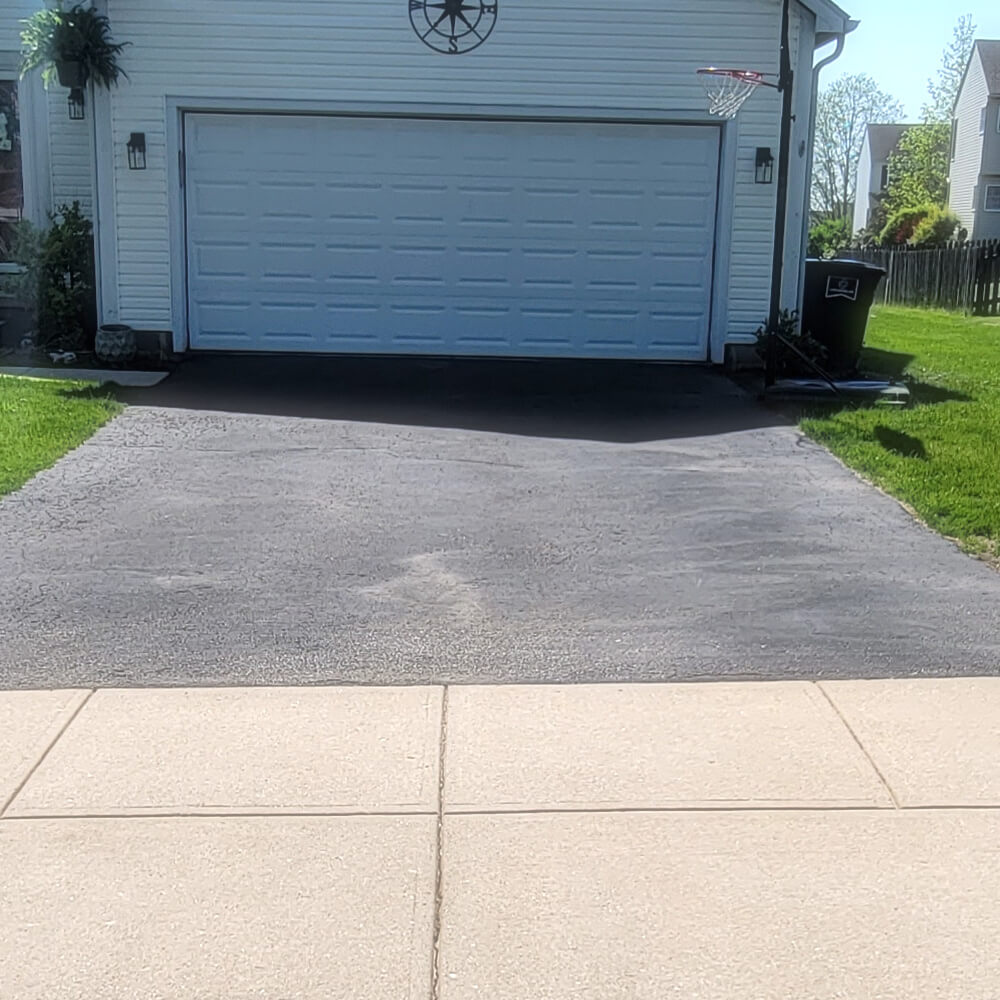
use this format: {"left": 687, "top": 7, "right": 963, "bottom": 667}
{"left": 922, "top": 14, "right": 977, "bottom": 123}
{"left": 884, "top": 122, "right": 952, "bottom": 212}
{"left": 882, "top": 17, "right": 976, "bottom": 225}
{"left": 812, "top": 74, "right": 904, "bottom": 223}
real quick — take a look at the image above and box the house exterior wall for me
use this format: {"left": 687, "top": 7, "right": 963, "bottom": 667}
{"left": 3, "top": 0, "right": 92, "bottom": 226}
{"left": 983, "top": 99, "right": 1000, "bottom": 170}
{"left": 74, "top": 0, "right": 820, "bottom": 357}
{"left": 1, "top": 1, "right": 33, "bottom": 52}
{"left": 974, "top": 98, "right": 1000, "bottom": 241}
{"left": 950, "top": 53, "right": 989, "bottom": 237}
{"left": 46, "top": 90, "right": 94, "bottom": 218}
{"left": 852, "top": 133, "right": 874, "bottom": 234}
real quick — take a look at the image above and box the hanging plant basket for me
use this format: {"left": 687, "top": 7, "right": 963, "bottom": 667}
{"left": 55, "top": 59, "right": 86, "bottom": 89}
{"left": 20, "top": 5, "right": 129, "bottom": 90}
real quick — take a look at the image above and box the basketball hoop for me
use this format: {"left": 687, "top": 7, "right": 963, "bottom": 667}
{"left": 697, "top": 67, "right": 775, "bottom": 119}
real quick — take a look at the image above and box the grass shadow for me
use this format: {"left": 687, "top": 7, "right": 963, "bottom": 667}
{"left": 874, "top": 425, "right": 927, "bottom": 459}
{"left": 905, "top": 382, "right": 972, "bottom": 405}
{"left": 857, "top": 346, "right": 972, "bottom": 405}
{"left": 860, "top": 347, "right": 915, "bottom": 378}
{"left": 56, "top": 384, "right": 119, "bottom": 403}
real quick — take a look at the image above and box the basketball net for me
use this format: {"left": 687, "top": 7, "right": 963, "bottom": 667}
{"left": 697, "top": 68, "right": 766, "bottom": 119}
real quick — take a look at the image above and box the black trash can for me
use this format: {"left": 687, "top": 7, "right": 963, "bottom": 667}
{"left": 801, "top": 259, "right": 886, "bottom": 374}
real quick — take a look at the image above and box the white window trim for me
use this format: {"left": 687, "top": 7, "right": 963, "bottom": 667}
{"left": 984, "top": 183, "right": 1000, "bottom": 213}
{"left": 1, "top": 56, "right": 51, "bottom": 245}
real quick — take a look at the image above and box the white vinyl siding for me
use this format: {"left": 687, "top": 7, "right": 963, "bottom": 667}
{"left": 949, "top": 52, "right": 989, "bottom": 237}
{"left": 986, "top": 100, "right": 1000, "bottom": 172}
{"left": 46, "top": 90, "right": 94, "bottom": 218}
{"left": 852, "top": 134, "right": 874, "bottom": 235}
{"left": 2, "top": 1, "right": 35, "bottom": 51}
{"left": 88, "top": 0, "right": 811, "bottom": 353}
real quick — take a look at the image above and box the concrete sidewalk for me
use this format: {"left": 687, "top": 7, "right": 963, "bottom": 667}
{"left": 2, "top": 679, "right": 999, "bottom": 998}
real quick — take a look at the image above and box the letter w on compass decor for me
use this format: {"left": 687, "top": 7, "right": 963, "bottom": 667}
{"left": 409, "top": 0, "right": 498, "bottom": 54}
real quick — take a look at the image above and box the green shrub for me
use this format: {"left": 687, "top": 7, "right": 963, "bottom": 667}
{"left": 1, "top": 202, "right": 95, "bottom": 352}
{"left": 878, "top": 204, "right": 934, "bottom": 247}
{"left": 909, "top": 206, "right": 960, "bottom": 247}
{"left": 808, "top": 217, "right": 852, "bottom": 259}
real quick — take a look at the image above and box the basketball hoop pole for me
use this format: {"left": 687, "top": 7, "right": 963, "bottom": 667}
{"left": 764, "top": 0, "right": 795, "bottom": 388}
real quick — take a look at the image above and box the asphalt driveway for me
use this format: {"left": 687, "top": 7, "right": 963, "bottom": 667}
{"left": 1, "top": 357, "right": 998, "bottom": 688}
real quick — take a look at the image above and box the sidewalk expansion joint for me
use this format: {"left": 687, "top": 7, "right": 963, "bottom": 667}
{"left": 0, "top": 689, "right": 95, "bottom": 818}
{"left": 0, "top": 809, "right": 440, "bottom": 821}
{"left": 431, "top": 684, "right": 449, "bottom": 1000}
{"left": 4, "top": 805, "right": 1000, "bottom": 824}
{"left": 442, "top": 804, "right": 901, "bottom": 816}
{"left": 816, "top": 683, "right": 901, "bottom": 809}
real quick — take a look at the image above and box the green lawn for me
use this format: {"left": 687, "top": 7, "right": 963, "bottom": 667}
{"left": 801, "top": 307, "right": 1000, "bottom": 564}
{"left": 0, "top": 375, "right": 122, "bottom": 496}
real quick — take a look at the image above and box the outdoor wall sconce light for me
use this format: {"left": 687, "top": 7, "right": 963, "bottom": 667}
{"left": 755, "top": 146, "right": 775, "bottom": 184}
{"left": 67, "top": 88, "right": 85, "bottom": 120}
{"left": 127, "top": 132, "right": 147, "bottom": 170}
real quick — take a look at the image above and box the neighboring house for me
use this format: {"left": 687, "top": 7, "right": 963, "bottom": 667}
{"left": 4, "top": 0, "right": 854, "bottom": 364}
{"left": 853, "top": 123, "right": 915, "bottom": 235}
{"left": 949, "top": 39, "right": 1000, "bottom": 242}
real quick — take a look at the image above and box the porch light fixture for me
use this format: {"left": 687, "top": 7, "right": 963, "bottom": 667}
{"left": 127, "top": 132, "right": 147, "bottom": 170}
{"left": 755, "top": 147, "right": 774, "bottom": 184}
{"left": 67, "top": 87, "right": 85, "bottom": 120}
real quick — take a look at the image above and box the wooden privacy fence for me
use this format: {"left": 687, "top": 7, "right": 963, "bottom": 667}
{"left": 834, "top": 241, "right": 1000, "bottom": 315}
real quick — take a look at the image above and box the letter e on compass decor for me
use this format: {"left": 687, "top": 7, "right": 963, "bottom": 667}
{"left": 409, "top": 0, "right": 498, "bottom": 54}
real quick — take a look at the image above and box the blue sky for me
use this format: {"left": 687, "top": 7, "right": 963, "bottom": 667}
{"left": 831, "top": 1, "right": 1000, "bottom": 118}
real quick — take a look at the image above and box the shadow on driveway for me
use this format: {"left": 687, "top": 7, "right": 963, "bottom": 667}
{"left": 104, "top": 354, "right": 789, "bottom": 444}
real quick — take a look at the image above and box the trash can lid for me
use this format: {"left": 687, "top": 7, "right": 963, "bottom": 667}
{"left": 806, "top": 257, "right": 885, "bottom": 270}
{"left": 805, "top": 258, "right": 886, "bottom": 278}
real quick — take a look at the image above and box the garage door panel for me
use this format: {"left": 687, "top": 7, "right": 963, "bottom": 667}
{"left": 185, "top": 113, "right": 719, "bottom": 359}
{"left": 191, "top": 303, "right": 709, "bottom": 361}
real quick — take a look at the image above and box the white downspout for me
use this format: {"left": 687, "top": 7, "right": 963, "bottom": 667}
{"left": 797, "top": 30, "right": 849, "bottom": 317}
{"left": 87, "top": 78, "right": 103, "bottom": 325}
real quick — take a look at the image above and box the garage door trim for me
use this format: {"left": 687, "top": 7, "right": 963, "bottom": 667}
{"left": 165, "top": 99, "right": 736, "bottom": 361}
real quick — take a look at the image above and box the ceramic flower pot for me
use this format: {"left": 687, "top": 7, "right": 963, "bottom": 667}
{"left": 95, "top": 324, "right": 136, "bottom": 366}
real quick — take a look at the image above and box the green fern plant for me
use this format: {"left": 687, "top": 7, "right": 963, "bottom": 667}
{"left": 20, "top": 3, "right": 128, "bottom": 89}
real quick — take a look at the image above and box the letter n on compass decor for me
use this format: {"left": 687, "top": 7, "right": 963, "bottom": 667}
{"left": 409, "top": 0, "right": 498, "bottom": 54}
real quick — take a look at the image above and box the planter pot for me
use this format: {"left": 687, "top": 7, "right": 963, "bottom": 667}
{"left": 95, "top": 323, "right": 136, "bottom": 366}
{"left": 55, "top": 60, "right": 86, "bottom": 89}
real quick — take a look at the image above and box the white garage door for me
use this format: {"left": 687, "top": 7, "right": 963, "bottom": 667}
{"left": 183, "top": 113, "right": 720, "bottom": 360}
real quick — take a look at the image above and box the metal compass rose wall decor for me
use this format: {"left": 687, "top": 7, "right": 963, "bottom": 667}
{"left": 409, "top": 0, "right": 498, "bottom": 54}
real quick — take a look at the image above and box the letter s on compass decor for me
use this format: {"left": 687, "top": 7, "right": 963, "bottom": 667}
{"left": 409, "top": 0, "right": 498, "bottom": 54}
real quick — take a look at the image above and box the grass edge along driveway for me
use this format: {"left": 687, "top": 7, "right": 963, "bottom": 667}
{"left": 0, "top": 375, "right": 122, "bottom": 497}
{"left": 802, "top": 307, "right": 1000, "bottom": 566}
